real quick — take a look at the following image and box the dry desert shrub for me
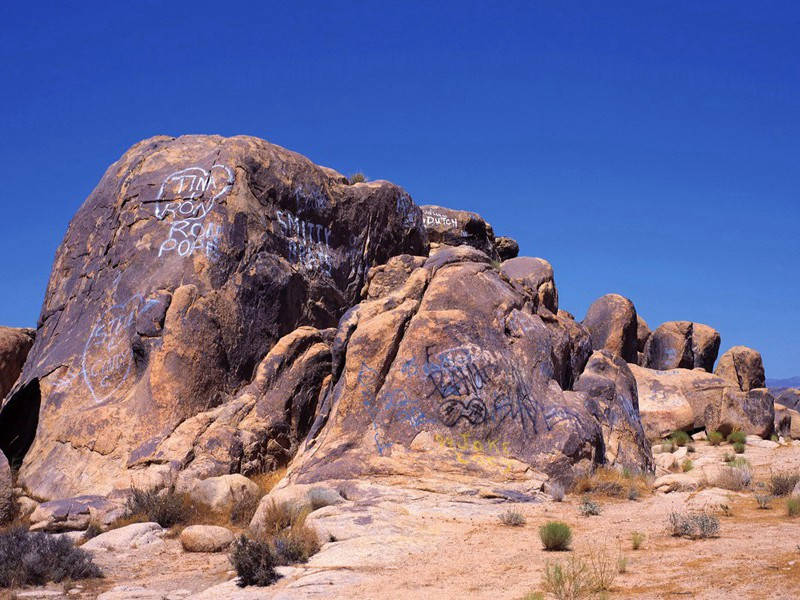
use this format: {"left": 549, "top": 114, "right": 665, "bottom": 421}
{"left": 123, "top": 486, "right": 194, "bottom": 528}
{"left": 707, "top": 430, "right": 724, "bottom": 445}
{"left": 573, "top": 467, "right": 649, "bottom": 500}
{"left": 578, "top": 497, "right": 601, "bottom": 517}
{"left": 630, "top": 530, "right": 645, "bottom": 550}
{"left": 230, "top": 535, "right": 279, "bottom": 587}
{"left": 499, "top": 510, "right": 526, "bottom": 527}
{"left": 668, "top": 511, "right": 719, "bottom": 539}
{"left": 755, "top": 494, "right": 773, "bottom": 510}
{"left": 716, "top": 464, "right": 752, "bottom": 491}
{"left": 0, "top": 527, "right": 102, "bottom": 587}
{"left": 542, "top": 556, "right": 593, "bottom": 599}
{"left": 768, "top": 471, "right": 800, "bottom": 497}
{"left": 786, "top": 496, "right": 800, "bottom": 518}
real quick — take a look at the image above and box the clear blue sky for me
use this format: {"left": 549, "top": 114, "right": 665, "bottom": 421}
{"left": 1, "top": 2, "right": 797, "bottom": 377}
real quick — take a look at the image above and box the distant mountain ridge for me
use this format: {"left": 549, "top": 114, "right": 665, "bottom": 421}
{"left": 767, "top": 376, "right": 800, "bottom": 389}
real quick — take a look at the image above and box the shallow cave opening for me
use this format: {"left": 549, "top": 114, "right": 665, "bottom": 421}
{"left": 0, "top": 379, "right": 40, "bottom": 470}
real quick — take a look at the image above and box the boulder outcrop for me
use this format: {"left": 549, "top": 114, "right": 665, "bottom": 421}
{"left": 642, "top": 321, "right": 720, "bottom": 372}
{"left": 0, "top": 327, "right": 35, "bottom": 399}
{"left": 420, "top": 205, "right": 498, "bottom": 259}
{"left": 500, "top": 257, "right": 558, "bottom": 314}
{"left": 494, "top": 236, "right": 519, "bottom": 261}
{"left": 715, "top": 346, "right": 766, "bottom": 392}
{"left": 582, "top": 294, "right": 638, "bottom": 364}
{"left": 630, "top": 365, "right": 774, "bottom": 439}
{"left": 283, "top": 246, "right": 652, "bottom": 488}
{"left": 0, "top": 135, "right": 425, "bottom": 500}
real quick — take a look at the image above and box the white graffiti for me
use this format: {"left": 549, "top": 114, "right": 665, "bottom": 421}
{"left": 423, "top": 209, "right": 458, "bottom": 229}
{"left": 154, "top": 165, "right": 234, "bottom": 259}
{"left": 81, "top": 296, "right": 157, "bottom": 403}
{"left": 295, "top": 185, "right": 329, "bottom": 213}
{"left": 276, "top": 209, "right": 333, "bottom": 276}
{"left": 396, "top": 193, "right": 419, "bottom": 229}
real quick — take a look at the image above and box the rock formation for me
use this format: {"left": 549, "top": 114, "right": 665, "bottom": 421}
{"left": 715, "top": 346, "right": 766, "bottom": 392}
{"left": 0, "top": 135, "right": 425, "bottom": 500}
{"left": 420, "top": 204, "right": 498, "bottom": 259}
{"left": 642, "top": 321, "right": 720, "bottom": 372}
{"left": 0, "top": 327, "right": 35, "bottom": 399}
{"left": 582, "top": 294, "right": 639, "bottom": 364}
{"left": 500, "top": 257, "right": 558, "bottom": 314}
{"left": 282, "top": 246, "right": 651, "bottom": 488}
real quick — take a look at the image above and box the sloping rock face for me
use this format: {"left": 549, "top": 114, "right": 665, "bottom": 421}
{"left": 0, "top": 327, "right": 35, "bottom": 399}
{"left": 582, "top": 294, "right": 638, "bottom": 364}
{"left": 630, "top": 365, "right": 774, "bottom": 439}
{"left": 642, "top": 321, "right": 720, "bottom": 372}
{"left": 420, "top": 205, "right": 499, "bottom": 259}
{"left": 0, "top": 135, "right": 426, "bottom": 500}
{"left": 500, "top": 257, "right": 558, "bottom": 314}
{"left": 285, "top": 247, "right": 652, "bottom": 488}
{"left": 715, "top": 346, "right": 766, "bottom": 392}
{"left": 573, "top": 351, "right": 652, "bottom": 472}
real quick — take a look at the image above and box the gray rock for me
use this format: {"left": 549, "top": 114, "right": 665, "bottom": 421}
{"left": 82, "top": 522, "right": 164, "bottom": 551}
{"left": 180, "top": 525, "right": 234, "bottom": 552}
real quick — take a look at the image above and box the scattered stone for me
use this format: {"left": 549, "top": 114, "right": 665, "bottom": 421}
{"left": 180, "top": 525, "right": 234, "bottom": 552}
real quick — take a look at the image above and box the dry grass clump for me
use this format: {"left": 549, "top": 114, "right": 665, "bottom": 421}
{"left": 499, "top": 510, "right": 526, "bottom": 527}
{"left": 768, "top": 472, "right": 800, "bottom": 497}
{"left": 716, "top": 463, "right": 752, "bottom": 491}
{"left": 578, "top": 497, "right": 601, "bottom": 517}
{"left": 540, "top": 552, "right": 623, "bottom": 599}
{"left": 669, "top": 430, "right": 691, "bottom": 447}
{"left": 630, "top": 530, "right": 645, "bottom": 550}
{"left": 123, "top": 487, "right": 194, "bottom": 528}
{"left": 707, "top": 430, "right": 724, "bottom": 445}
{"left": 539, "top": 521, "right": 572, "bottom": 551}
{"left": 681, "top": 459, "right": 694, "bottom": 472}
{"left": 573, "top": 467, "right": 649, "bottom": 500}
{"left": 755, "top": 494, "right": 773, "bottom": 510}
{"left": 348, "top": 172, "right": 367, "bottom": 184}
{"left": 786, "top": 496, "right": 800, "bottom": 518}
{"left": 230, "top": 502, "right": 321, "bottom": 587}
{"left": 549, "top": 482, "right": 566, "bottom": 502}
{"left": 727, "top": 430, "right": 747, "bottom": 445}
{"left": 668, "top": 511, "right": 719, "bottom": 539}
{"left": 0, "top": 527, "right": 102, "bottom": 587}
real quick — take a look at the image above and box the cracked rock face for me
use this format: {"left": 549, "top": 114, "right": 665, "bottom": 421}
{"left": 715, "top": 345, "right": 766, "bottom": 392}
{"left": 286, "top": 246, "right": 652, "bottom": 487}
{"left": 0, "top": 134, "right": 426, "bottom": 500}
{"left": 642, "top": 321, "right": 720, "bottom": 372}
{"left": 0, "top": 327, "right": 35, "bottom": 399}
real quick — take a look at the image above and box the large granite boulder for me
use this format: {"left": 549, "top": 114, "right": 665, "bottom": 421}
{"left": 420, "top": 205, "right": 498, "bottom": 259}
{"left": 0, "top": 135, "right": 426, "bottom": 500}
{"left": 582, "top": 294, "right": 638, "bottom": 364}
{"left": 500, "top": 257, "right": 558, "bottom": 314}
{"left": 642, "top": 321, "right": 720, "bottom": 372}
{"left": 715, "top": 346, "right": 766, "bottom": 391}
{"left": 284, "top": 246, "right": 653, "bottom": 488}
{"left": 0, "top": 327, "right": 35, "bottom": 399}
{"left": 552, "top": 310, "right": 592, "bottom": 390}
{"left": 774, "top": 388, "right": 800, "bottom": 411}
{"left": 630, "top": 365, "right": 773, "bottom": 439}
{"left": 574, "top": 351, "right": 652, "bottom": 472}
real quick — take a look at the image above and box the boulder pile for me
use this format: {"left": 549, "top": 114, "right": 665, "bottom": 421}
{"left": 0, "top": 134, "right": 781, "bottom": 527}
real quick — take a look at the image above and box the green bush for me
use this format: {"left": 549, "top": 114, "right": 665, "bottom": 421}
{"left": 230, "top": 535, "right": 279, "bottom": 587}
{"left": 733, "top": 442, "right": 746, "bottom": 454}
{"left": 787, "top": 496, "right": 800, "bottom": 518}
{"left": 539, "top": 521, "right": 573, "bottom": 551}
{"left": 681, "top": 459, "right": 694, "bottom": 472}
{"left": 707, "top": 430, "right": 724, "bottom": 446}
{"left": 669, "top": 430, "right": 691, "bottom": 447}
{"left": 348, "top": 172, "right": 367, "bottom": 184}
{"left": 727, "top": 431, "right": 747, "bottom": 445}
{"left": 630, "top": 530, "right": 645, "bottom": 550}
{"left": 0, "top": 527, "right": 102, "bottom": 587}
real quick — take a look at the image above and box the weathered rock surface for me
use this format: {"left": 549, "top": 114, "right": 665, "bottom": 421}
{"left": 180, "top": 525, "right": 234, "bottom": 552}
{"left": 281, "top": 246, "right": 653, "bottom": 490}
{"left": 552, "top": 310, "right": 592, "bottom": 390}
{"left": 0, "top": 135, "right": 425, "bottom": 500}
{"left": 83, "top": 522, "right": 164, "bottom": 551}
{"left": 774, "top": 388, "right": 800, "bottom": 411}
{"left": 636, "top": 316, "right": 651, "bottom": 357}
{"left": 187, "top": 474, "right": 260, "bottom": 513}
{"left": 500, "top": 257, "right": 558, "bottom": 313}
{"left": 715, "top": 346, "right": 766, "bottom": 391}
{"left": 582, "top": 294, "right": 638, "bottom": 364}
{"left": 0, "top": 451, "right": 12, "bottom": 524}
{"left": 494, "top": 236, "right": 519, "bottom": 261}
{"left": 29, "top": 495, "right": 124, "bottom": 532}
{"left": 420, "top": 204, "right": 498, "bottom": 259}
{"left": 631, "top": 365, "right": 774, "bottom": 439}
{"left": 642, "top": 321, "right": 720, "bottom": 372}
{"left": 0, "top": 326, "right": 35, "bottom": 400}
{"left": 573, "top": 351, "right": 652, "bottom": 472}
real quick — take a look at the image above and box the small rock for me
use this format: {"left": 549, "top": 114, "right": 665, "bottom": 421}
{"left": 180, "top": 525, "right": 234, "bottom": 553}
{"left": 692, "top": 431, "right": 708, "bottom": 441}
{"left": 672, "top": 446, "right": 688, "bottom": 460}
{"left": 655, "top": 453, "right": 676, "bottom": 473}
{"left": 652, "top": 473, "right": 699, "bottom": 493}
